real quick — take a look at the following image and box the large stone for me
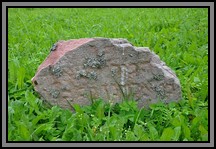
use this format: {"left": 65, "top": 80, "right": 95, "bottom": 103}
{"left": 31, "top": 38, "right": 182, "bottom": 110}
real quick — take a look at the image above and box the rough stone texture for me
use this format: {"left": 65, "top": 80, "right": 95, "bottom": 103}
{"left": 31, "top": 38, "right": 182, "bottom": 110}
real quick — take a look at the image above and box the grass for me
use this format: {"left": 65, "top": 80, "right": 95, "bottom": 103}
{"left": 8, "top": 8, "right": 208, "bottom": 141}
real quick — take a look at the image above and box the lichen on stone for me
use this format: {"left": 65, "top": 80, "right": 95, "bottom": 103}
{"left": 76, "top": 70, "right": 97, "bottom": 80}
{"left": 52, "top": 65, "right": 62, "bottom": 77}
{"left": 83, "top": 51, "right": 106, "bottom": 69}
{"left": 87, "top": 71, "right": 97, "bottom": 80}
{"left": 97, "top": 50, "right": 105, "bottom": 57}
{"left": 111, "top": 67, "right": 118, "bottom": 76}
{"left": 153, "top": 73, "right": 164, "bottom": 81}
{"left": 76, "top": 69, "right": 87, "bottom": 79}
{"left": 152, "top": 85, "right": 165, "bottom": 99}
{"left": 49, "top": 89, "right": 60, "bottom": 98}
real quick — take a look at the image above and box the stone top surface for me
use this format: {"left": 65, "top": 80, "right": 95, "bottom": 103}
{"left": 32, "top": 38, "right": 94, "bottom": 80}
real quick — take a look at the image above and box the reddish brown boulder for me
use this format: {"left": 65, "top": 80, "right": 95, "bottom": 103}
{"left": 32, "top": 38, "right": 182, "bottom": 110}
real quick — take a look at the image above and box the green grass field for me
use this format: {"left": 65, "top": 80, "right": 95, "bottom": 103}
{"left": 8, "top": 8, "right": 208, "bottom": 141}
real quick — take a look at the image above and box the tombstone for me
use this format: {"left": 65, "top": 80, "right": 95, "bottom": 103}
{"left": 31, "top": 38, "right": 182, "bottom": 110}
